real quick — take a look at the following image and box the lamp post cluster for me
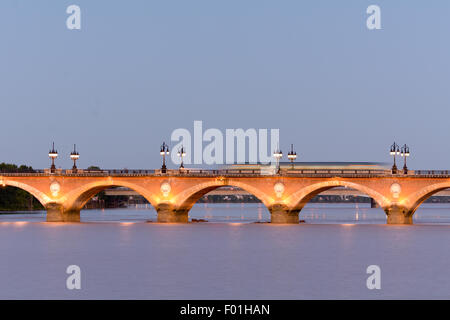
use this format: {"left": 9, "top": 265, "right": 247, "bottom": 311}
{"left": 70, "top": 144, "right": 80, "bottom": 173}
{"left": 48, "top": 142, "right": 80, "bottom": 174}
{"left": 159, "top": 143, "right": 187, "bottom": 172}
{"left": 273, "top": 144, "right": 298, "bottom": 174}
{"left": 287, "top": 144, "right": 297, "bottom": 169}
{"left": 177, "top": 146, "right": 186, "bottom": 169}
{"left": 390, "top": 142, "right": 410, "bottom": 174}
{"left": 160, "top": 142, "right": 170, "bottom": 173}
{"left": 48, "top": 142, "right": 58, "bottom": 173}
{"left": 273, "top": 148, "right": 283, "bottom": 174}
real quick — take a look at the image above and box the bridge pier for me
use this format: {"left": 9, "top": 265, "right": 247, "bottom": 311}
{"left": 156, "top": 203, "right": 189, "bottom": 223}
{"left": 385, "top": 205, "right": 413, "bottom": 225}
{"left": 269, "top": 204, "right": 299, "bottom": 224}
{"left": 46, "top": 203, "right": 80, "bottom": 222}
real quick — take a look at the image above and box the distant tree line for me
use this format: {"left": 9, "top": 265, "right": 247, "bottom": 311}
{"left": 0, "top": 163, "right": 36, "bottom": 173}
{"left": 0, "top": 163, "right": 43, "bottom": 211}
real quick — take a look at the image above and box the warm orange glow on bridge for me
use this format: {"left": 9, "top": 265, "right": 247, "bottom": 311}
{"left": 1, "top": 169, "right": 449, "bottom": 224}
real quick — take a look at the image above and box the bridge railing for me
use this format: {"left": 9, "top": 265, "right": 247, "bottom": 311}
{"left": 152, "top": 168, "right": 392, "bottom": 176}
{"left": 103, "top": 169, "right": 156, "bottom": 175}
{"left": 414, "top": 170, "right": 450, "bottom": 176}
{"left": 1, "top": 168, "right": 450, "bottom": 177}
{"left": 0, "top": 169, "right": 157, "bottom": 176}
{"left": 283, "top": 169, "right": 390, "bottom": 175}
{"left": 0, "top": 168, "right": 391, "bottom": 176}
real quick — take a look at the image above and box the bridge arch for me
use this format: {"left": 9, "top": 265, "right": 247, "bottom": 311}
{"left": 0, "top": 179, "right": 50, "bottom": 207}
{"left": 286, "top": 180, "right": 390, "bottom": 213}
{"left": 405, "top": 182, "right": 450, "bottom": 216}
{"left": 63, "top": 180, "right": 158, "bottom": 212}
{"left": 173, "top": 180, "right": 273, "bottom": 214}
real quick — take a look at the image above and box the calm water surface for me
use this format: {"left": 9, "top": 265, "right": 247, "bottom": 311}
{"left": 0, "top": 203, "right": 449, "bottom": 299}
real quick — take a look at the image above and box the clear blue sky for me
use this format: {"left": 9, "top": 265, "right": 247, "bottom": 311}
{"left": 1, "top": 0, "right": 449, "bottom": 169}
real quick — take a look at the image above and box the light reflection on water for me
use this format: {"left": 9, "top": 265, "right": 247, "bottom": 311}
{"left": 0, "top": 203, "right": 450, "bottom": 224}
{"left": 1, "top": 204, "right": 450, "bottom": 299}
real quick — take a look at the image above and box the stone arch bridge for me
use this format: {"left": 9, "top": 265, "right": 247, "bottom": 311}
{"left": 1, "top": 168, "right": 449, "bottom": 224}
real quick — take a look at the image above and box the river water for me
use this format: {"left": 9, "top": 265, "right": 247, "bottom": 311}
{"left": 0, "top": 203, "right": 450, "bottom": 299}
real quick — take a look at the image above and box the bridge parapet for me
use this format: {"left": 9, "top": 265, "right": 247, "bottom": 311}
{"left": 2, "top": 168, "right": 446, "bottom": 178}
{"left": 413, "top": 170, "right": 450, "bottom": 176}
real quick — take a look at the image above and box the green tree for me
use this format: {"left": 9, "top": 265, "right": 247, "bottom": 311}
{"left": 0, "top": 163, "right": 43, "bottom": 211}
{"left": 87, "top": 166, "right": 101, "bottom": 171}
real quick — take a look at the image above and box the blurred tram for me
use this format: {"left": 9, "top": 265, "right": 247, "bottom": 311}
{"left": 222, "top": 162, "right": 390, "bottom": 174}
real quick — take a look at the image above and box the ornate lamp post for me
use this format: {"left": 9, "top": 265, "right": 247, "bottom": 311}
{"left": 389, "top": 142, "right": 400, "bottom": 174}
{"left": 177, "top": 145, "right": 186, "bottom": 169}
{"left": 273, "top": 147, "right": 283, "bottom": 174}
{"left": 48, "top": 142, "right": 58, "bottom": 173}
{"left": 160, "top": 142, "right": 170, "bottom": 173}
{"left": 400, "top": 144, "right": 410, "bottom": 174}
{"left": 70, "top": 144, "right": 80, "bottom": 173}
{"left": 287, "top": 144, "right": 297, "bottom": 169}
